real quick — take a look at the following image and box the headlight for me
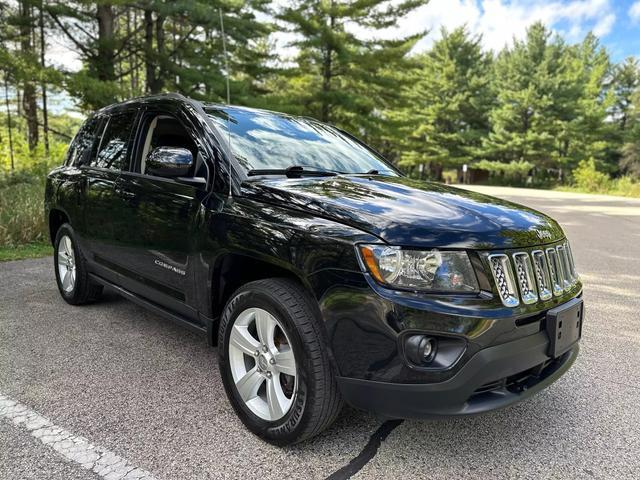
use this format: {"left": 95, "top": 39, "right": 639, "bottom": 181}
{"left": 357, "top": 245, "right": 479, "bottom": 292}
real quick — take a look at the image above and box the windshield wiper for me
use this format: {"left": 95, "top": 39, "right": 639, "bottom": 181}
{"left": 246, "top": 165, "right": 340, "bottom": 178}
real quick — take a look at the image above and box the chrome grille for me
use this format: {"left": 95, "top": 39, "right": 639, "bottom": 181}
{"left": 512, "top": 253, "right": 538, "bottom": 304}
{"left": 488, "top": 254, "right": 519, "bottom": 307}
{"left": 531, "top": 250, "right": 552, "bottom": 301}
{"left": 488, "top": 241, "right": 579, "bottom": 307}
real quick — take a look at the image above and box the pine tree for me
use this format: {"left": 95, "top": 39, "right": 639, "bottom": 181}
{"left": 274, "top": 0, "right": 425, "bottom": 147}
{"left": 563, "top": 34, "right": 615, "bottom": 172}
{"left": 395, "top": 27, "right": 493, "bottom": 178}
{"left": 481, "top": 23, "right": 577, "bottom": 173}
{"left": 51, "top": 1, "right": 273, "bottom": 108}
{"left": 620, "top": 79, "right": 640, "bottom": 178}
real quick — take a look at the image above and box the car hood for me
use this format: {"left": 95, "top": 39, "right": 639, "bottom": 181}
{"left": 240, "top": 175, "right": 564, "bottom": 249}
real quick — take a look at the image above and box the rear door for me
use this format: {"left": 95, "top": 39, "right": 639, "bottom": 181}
{"left": 109, "top": 105, "right": 209, "bottom": 320}
{"left": 51, "top": 115, "right": 103, "bottom": 243}
{"left": 80, "top": 109, "right": 138, "bottom": 280}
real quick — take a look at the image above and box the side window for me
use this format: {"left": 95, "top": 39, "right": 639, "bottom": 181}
{"left": 92, "top": 113, "right": 136, "bottom": 171}
{"left": 66, "top": 116, "right": 101, "bottom": 166}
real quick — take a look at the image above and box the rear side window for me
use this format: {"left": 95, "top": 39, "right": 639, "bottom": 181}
{"left": 65, "top": 116, "right": 101, "bottom": 166}
{"left": 92, "top": 112, "right": 136, "bottom": 171}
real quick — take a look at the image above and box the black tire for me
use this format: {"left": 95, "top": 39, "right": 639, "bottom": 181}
{"left": 53, "top": 223, "right": 103, "bottom": 305}
{"left": 218, "top": 278, "right": 343, "bottom": 445}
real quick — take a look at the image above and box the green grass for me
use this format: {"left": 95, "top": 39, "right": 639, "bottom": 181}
{"left": 0, "top": 174, "right": 51, "bottom": 261}
{"left": 0, "top": 242, "right": 52, "bottom": 262}
{"left": 0, "top": 178, "right": 48, "bottom": 247}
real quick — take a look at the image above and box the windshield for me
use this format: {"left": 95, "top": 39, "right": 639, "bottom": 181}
{"left": 205, "top": 107, "right": 398, "bottom": 176}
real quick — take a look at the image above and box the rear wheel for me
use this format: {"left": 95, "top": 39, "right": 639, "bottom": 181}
{"left": 53, "top": 224, "right": 103, "bottom": 305}
{"left": 218, "top": 278, "right": 342, "bottom": 445}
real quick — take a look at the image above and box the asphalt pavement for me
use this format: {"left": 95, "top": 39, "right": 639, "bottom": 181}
{"left": 1, "top": 186, "right": 639, "bottom": 479}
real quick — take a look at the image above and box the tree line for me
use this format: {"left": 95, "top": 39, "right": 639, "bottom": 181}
{"left": 0, "top": 0, "right": 639, "bottom": 185}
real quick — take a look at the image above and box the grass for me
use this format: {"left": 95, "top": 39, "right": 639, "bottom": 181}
{"left": 0, "top": 175, "right": 51, "bottom": 262}
{"left": 0, "top": 180, "right": 48, "bottom": 244}
{"left": 0, "top": 242, "right": 52, "bottom": 262}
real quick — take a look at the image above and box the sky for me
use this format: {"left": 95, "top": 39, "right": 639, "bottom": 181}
{"left": 352, "top": 0, "right": 640, "bottom": 61}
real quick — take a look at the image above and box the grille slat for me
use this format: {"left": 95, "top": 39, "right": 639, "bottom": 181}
{"left": 566, "top": 242, "right": 578, "bottom": 280}
{"left": 488, "top": 241, "right": 578, "bottom": 307}
{"left": 556, "top": 244, "right": 572, "bottom": 290}
{"left": 512, "top": 253, "right": 538, "bottom": 304}
{"left": 531, "top": 250, "right": 552, "bottom": 301}
{"left": 545, "top": 247, "right": 564, "bottom": 297}
{"left": 488, "top": 254, "right": 520, "bottom": 307}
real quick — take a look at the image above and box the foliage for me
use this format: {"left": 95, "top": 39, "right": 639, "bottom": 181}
{"left": 481, "top": 25, "right": 613, "bottom": 175}
{"left": 620, "top": 88, "right": 640, "bottom": 178}
{"left": 474, "top": 159, "right": 534, "bottom": 182}
{"left": 572, "top": 158, "right": 612, "bottom": 193}
{"left": 395, "top": 27, "right": 492, "bottom": 177}
{"left": 273, "top": 0, "right": 425, "bottom": 151}
{"left": 0, "top": 113, "right": 72, "bottom": 174}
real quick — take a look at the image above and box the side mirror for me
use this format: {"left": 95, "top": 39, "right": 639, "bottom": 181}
{"left": 146, "top": 146, "right": 193, "bottom": 178}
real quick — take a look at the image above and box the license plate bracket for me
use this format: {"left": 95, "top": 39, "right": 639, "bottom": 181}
{"left": 546, "top": 297, "right": 583, "bottom": 358}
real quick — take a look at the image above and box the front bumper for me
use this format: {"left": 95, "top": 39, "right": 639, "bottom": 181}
{"left": 337, "top": 332, "right": 579, "bottom": 418}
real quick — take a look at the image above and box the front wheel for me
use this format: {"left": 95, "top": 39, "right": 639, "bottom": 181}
{"left": 218, "top": 278, "right": 342, "bottom": 445}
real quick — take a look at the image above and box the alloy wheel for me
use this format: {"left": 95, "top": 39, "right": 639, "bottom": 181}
{"left": 57, "top": 235, "right": 76, "bottom": 293}
{"left": 228, "top": 307, "right": 297, "bottom": 421}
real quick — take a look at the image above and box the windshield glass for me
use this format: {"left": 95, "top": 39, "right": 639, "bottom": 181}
{"left": 206, "top": 107, "right": 398, "bottom": 176}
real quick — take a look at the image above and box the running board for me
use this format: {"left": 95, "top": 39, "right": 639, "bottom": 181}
{"left": 89, "top": 273, "right": 206, "bottom": 336}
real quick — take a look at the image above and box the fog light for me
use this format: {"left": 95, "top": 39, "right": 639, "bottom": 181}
{"left": 405, "top": 335, "right": 437, "bottom": 365}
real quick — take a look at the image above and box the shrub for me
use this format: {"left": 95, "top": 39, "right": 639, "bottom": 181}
{"left": 572, "top": 158, "right": 611, "bottom": 193}
{"left": 610, "top": 176, "right": 640, "bottom": 197}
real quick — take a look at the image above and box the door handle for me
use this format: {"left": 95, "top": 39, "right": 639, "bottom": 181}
{"left": 115, "top": 186, "right": 138, "bottom": 205}
{"left": 119, "top": 189, "right": 136, "bottom": 199}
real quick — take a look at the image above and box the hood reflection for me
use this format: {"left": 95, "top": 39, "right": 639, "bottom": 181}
{"left": 241, "top": 175, "right": 564, "bottom": 249}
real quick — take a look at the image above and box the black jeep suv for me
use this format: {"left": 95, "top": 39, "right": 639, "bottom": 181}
{"left": 45, "top": 93, "right": 583, "bottom": 445}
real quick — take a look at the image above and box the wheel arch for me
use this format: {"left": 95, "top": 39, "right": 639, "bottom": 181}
{"left": 48, "top": 208, "right": 70, "bottom": 245}
{"left": 207, "top": 252, "right": 319, "bottom": 346}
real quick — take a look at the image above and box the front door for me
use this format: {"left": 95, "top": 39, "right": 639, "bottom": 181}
{"left": 109, "top": 108, "right": 209, "bottom": 319}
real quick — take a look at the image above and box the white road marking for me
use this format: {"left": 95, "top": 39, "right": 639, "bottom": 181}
{"left": 0, "top": 392, "right": 158, "bottom": 480}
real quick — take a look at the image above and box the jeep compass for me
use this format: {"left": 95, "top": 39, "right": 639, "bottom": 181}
{"left": 45, "top": 93, "right": 583, "bottom": 445}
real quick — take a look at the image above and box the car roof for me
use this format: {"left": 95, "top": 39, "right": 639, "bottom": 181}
{"left": 94, "top": 93, "right": 313, "bottom": 123}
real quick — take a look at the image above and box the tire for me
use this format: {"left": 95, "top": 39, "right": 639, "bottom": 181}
{"left": 53, "top": 223, "right": 103, "bottom": 305}
{"left": 218, "top": 278, "right": 342, "bottom": 445}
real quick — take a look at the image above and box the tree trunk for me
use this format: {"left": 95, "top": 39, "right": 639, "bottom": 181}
{"left": 39, "top": 2, "right": 49, "bottom": 155}
{"left": 19, "top": 0, "right": 39, "bottom": 150}
{"left": 96, "top": 4, "right": 116, "bottom": 83}
{"left": 154, "top": 13, "right": 166, "bottom": 93}
{"left": 4, "top": 75, "right": 15, "bottom": 171}
{"left": 144, "top": 9, "right": 155, "bottom": 93}
{"left": 320, "top": 5, "right": 335, "bottom": 122}
{"left": 144, "top": 9, "right": 166, "bottom": 94}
